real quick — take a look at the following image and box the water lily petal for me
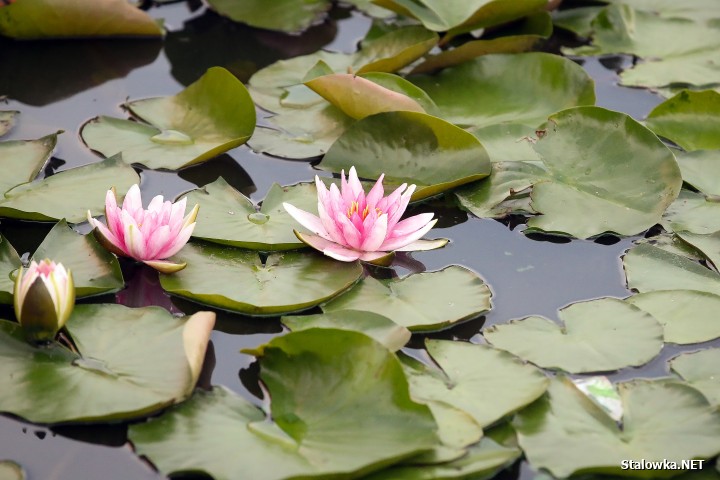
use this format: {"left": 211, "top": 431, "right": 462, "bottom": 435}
{"left": 361, "top": 213, "right": 388, "bottom": 252}
{"left": 157, "top": 222, "right": 196, "bottom": 259}
{"left": 365, "top": 174, "right": 385, "bottom": 208}
{"left": 359, "top": 250, "right": 395, "bottom": 266}
{"left": 294, "top": 231, "right": 362, "bottom": 262}
{"left": 380, "top": 218, "right": 437, "bottom": 252}
{"left": 395, "top": 238, "right": 449, "bottom": 252}
{"left": 283, "top": 202, "right": 328, "bottom": 237}
{"left": 144, "top": 259, "right": 188, "bottom": 273}
{"left": 122, "top": 184, "right": 144, "bottom": 218}
{"left": 391, "top": 212, "right": 435, "bottom": 237}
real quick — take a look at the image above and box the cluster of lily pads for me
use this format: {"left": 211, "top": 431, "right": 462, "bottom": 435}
{"left": 2, "top": 0, "right": 720, "bottom": 479}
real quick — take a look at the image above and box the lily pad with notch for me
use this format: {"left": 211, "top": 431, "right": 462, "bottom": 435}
{"left": 81, "top": 67, "right": 256, "bottom": 170}
{"left": 0, "top": 305, "right": 214, "bottom": 424}
{"left": 159, "top": 242, "right": 363, "bottom": 316}
{"left": 183, "top": 178, "right": 318, "bottom": 251}
{"left": 322, "top": 265, "right": 491, "bottom": 332}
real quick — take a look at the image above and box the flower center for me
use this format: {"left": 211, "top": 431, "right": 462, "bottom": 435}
{"left": 347, "top": 202, "right": 381, "bottom": 220}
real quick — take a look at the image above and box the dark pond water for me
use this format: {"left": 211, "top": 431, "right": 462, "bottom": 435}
{"left": 1, "top": 2, "right": 718, "bottom": 479}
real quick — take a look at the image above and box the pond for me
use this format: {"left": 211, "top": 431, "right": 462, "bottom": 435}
{"left": 1, "top": 1, "right": 720, "bottom": 479}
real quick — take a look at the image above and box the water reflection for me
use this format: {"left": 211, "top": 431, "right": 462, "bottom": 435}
{"left": 0, "top": 38, "right": 162, "bottom": 106}
{"left": 178, "top": 153, "right": 256, "bottom": 196}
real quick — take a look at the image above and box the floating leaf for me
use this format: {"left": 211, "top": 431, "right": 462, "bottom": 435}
{"left": 0, "top": 111, "right": 19, "bottom": 138}
{"left": 318, "top": 111, "right": 491, "bottom": 200}
{"left": 606, "top": 0, "right": 720, "bottom": 23}
{"left": 206, "top": 0, "right": 330, "bottom": 33}
{"left": 527, "top": 107, "right": 682, "bottom": 239}
{"left": 0, "top": 235, "right": 21, "bottom": 305}
{"left": 402, "top": 340, "right": 548, "bottom": 428}
{"left": 0, "top": 133, "right": 58, "bottom": 195}
{"left": 131, "top": 329, "right": 438, "bottom": 480}
{"left": 305, "top": 73, "right": 426, "bottom": 120}
{"left": 623, "top": 243, "right": 720, "bottom": 296}
{"left": 661, "top": 190, "right": 720, "bottom": 235}
{"left": 354, "top": 26, "right": 439, "bottom": 74}
{"left": 0, "top": 0, "right": 162, "bottom": 39}
{"left": 281, "top": 310, "right": 411, "bottom": 351}
{"left": 455, "top": 162, "right": 547, "bottom": 219}
{"left": 323, "top": 266, "right": 491, "bottom": 332}
{"left": 0, "top": 155, "right": 140, "bottom": 223}
{"left": 159, "top": 243, "right": 363, "bottom": 316}
{"left": 410, "top": 53, "right": 595, "bottom": 128}
{"left": 484, "top": 298, "right": 663, "bottom": 373}
{"left": 676, "top": 150, "right": 720, "bottom": 196}
{"left": 514, "top": 377, "right": 720, "bottom": 478}
{"left": 645, "top": 90, "right": 720, "bottom": 152}
{"left": 359, "top": 72, "right": 438, "bottom": 114}
{"left": 0, "top": 305, "right": 214, "bottom": 424}
{"left": 470, "top": 124, "right": 542, "bottom": 163}
{"left": 553, "top": 6, "right": 602, "bottom": 37}
{"left": 620, "top": 49, "right": 720, "bottom": 91}
{"left": 676, "top": 231, "right": 720, "bottom": 270}
{"left": 183, "top": 179, "right": 317, "bottom": 251}
{"left": 670, "top": 349, "right": 720, "bottom": 408}
{"left": 565, "top": 5, "right": 720, "bottom": 58}
{"left": 627, "top": 290, "right": 720, "bottom": 344}
{"left": 30, "top": 220, "right": 124, "bottom": 299}
{"left": 82, "top": 67, "right": 256, "bottom": 170}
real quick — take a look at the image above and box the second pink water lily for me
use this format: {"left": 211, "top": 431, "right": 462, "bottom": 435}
{"left": 283, "top": 167, "right": 447, "bottom": 264}
{"left": 87, "top": 185, "right": 198, "bottom": 273}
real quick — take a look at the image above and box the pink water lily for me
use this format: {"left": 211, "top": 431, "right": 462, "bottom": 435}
{"left": 87, "top": 184, "right": 198, "bottom": 273}
{"left": 283, "top": 167, "right": 447, "bottom": 264}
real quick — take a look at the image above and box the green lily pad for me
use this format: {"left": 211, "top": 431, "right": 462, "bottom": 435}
{"left": 0, "top": 155, "right": 140, "bottom": 223}
{"left": 354, "top": 26, "right": 439, "bottom": 74}
{"left": 30, "top": 220, "right": 124, "bottom": 299}
{"left": 565, "top": 4, "right": 720, "bottom": 58}
{"left": 527, "top": 107, "right": 682, "bottom": 239}
{"left": 183, "top": 178, "right": 317, "bottom": 251}
{"left": 623, "top": 243, "right": 720, "bottom": 296}
{"left": 322, "top": 266, "right": 492, "bottom": 332}
{"left": 676, "top": 150, "right": 720, "bottom": 196}
{"left": 131, "top": 329, "right": 438, "bottom": 480}
{"left": 372, "top": 0, "right": 546, "bottom": 37}
{"left": 281, "top": 310, "right": 411, "bottom": 351}
{"left": 484, "top": 298, "right": 663, "bottom": 373}
{"left": 627, "top": 290, "right": 720, "bottom": 344}
{"left": 620, "top": 48, "right": 720, "bottom": 91}
{"left": 402, "top": 340, "right": 548, "bottom": 428}
{"left": 318, "top": 111, "right": 491, "bottom": 200}
{"left": 0, "top": 461, "right": 24, "bottom": 480}
{"left": 365, "top": 436, "right": 521, "bottom": 480}
{"left": 0, "top": 0, "right": 162, "bottom": 39}
{"left": 553, "top": 6, "right": 602, "bottom": 37}
{"left": 670, "top": 349, "right": 720, "bottom": 408}
{"left": 358, "top": 72, "right": 438, "bottom": 114}
{"left": 410, "top": 402, "right": 484, "bottom": 464}
{"left": 82, "top": 67, "right": 256, "bottom": 170}
{"left": 514, "top": 377, "right": 720, "bottom": 478}
{"left": 645, "top": 90, "right": 720, "bottom": 152}
{"left": 410, "top": 53, "right": 595, "bottom": 129}
{"left": 159, "top": 243, "right": 363, "bottom": 316}
{"left": 0, "top": 111, "right": 19, "bottom": 138}
{"left": 676, "top": 231, "right": 720, "bottom": 270}
{"left": 454, "top": 162, "right": 547, "bottom": 219}
{"left": 0, "top": 235, "right": 21, "bottom": 305}
{"left": 0, "top": 305, "right": 214, "bottom": 424}
{"left": 661, "top": 190, "right": 720, "bottom": 235}
{"left": 470, "top": 124, "right": 542, "bottom": 163}
{"left": 305, "top": 73, "right": 426, "bottom": 120}
{"left": 0, "top": 133, "right": 58, "bottom": 195}
{"left": 206, "top": 0, "right": 330, "bottom": 33}
{"left": 607, "top": 0, "right": 720, "bottom": 22}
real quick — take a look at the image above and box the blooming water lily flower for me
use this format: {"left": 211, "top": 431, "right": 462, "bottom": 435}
{"left": 14, "top": 259, "right": 75, "bottom": 342}
{"left": 283, "top": 167, "right": 447, "bottom": 264}
{"left": 87, "top": 184, "right": 199, "bottom": 273}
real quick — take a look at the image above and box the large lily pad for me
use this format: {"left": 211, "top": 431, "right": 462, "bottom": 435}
{"left": 527, "top": 107, "right": 682, "bottom": 239}
{"left": 322, "top": 266, "right": 492, "bottom": 332}
{"left": 30, "top": 220, "right": 124, "bottom": 299}
{"left": 484, "top": 298, "right": 663, "bottom": 373}
{"left": 183, "top": 178, "right": 317, "bottom": 251}
{"left": 565, "top": 5, "right": 720, "bottom": 58}
{"left": 0, "top": 305, "right": 214, "bottom": 424}
{"left": 281, "top": 310, "right": 411, "bottom": 351}
{"left": 676, "top": 150, "right": 720, "bottom": 197}
{"left": 0, "top": 155, "right": 139, "bottom": 223}
{"left": 670, "top": 349, "right": 720, "bottom": 408}
{"left": 0, "top": 111, "right": 19, "bottom": 138}
{"left": 131, "top": 329, "right": 438, "bottom": 480}
{"left": 402, "top": 340, "right": 548, "bottom": 428}
{"left": 627, "top": 290, "right": 720, "bottom": 345}
{"left": 206, "top": 0, "right": 330, "bottom": 33}
{"left": 318, "top": 111, "right": 491, "bottom": 200}
{"left": 514, "top": 377, "right": 720, "bottom": 478}
{"left": 410, "top": 53, "right": 595, "bottom": 128}
{"left": 82, "top": 67, "right": 256, "bottom": 170}
{"left": 661, "top": 190, "right": 720, "bottom": 235}
{"left": 623, "top": 243, "right": 720, "bottom": 296}
{"left": 644, "top": 90, "right": 720, "bottom": 152}
{"left": 0, "top": 0, "right": 162, "bottom": 39}
{"left": 0, "top": 133, "right": 58, "bottom": 195}
{"left": 159, "top": 243, "right": 363, "bottom": 316}
{"left": 0, "top": 235, "right": 21, "bottom": 305}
